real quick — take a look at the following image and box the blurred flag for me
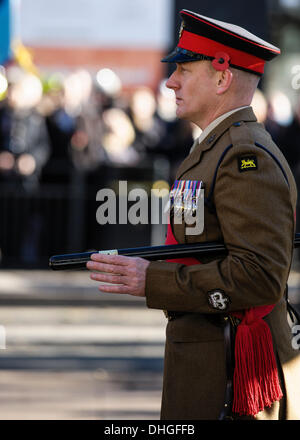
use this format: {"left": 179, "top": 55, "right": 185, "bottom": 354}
{"left": 0, "top": 0, "right": 11, "bottom": 64}
{"left": 11, "top": 39, "right": 39, "bottom": 76}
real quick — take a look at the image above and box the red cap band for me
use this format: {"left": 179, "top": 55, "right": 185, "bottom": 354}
{"left": 178, "top": 30, "right": 265, "bottom": 74}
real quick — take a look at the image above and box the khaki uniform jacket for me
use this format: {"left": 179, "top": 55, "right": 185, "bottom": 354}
{"left": 145, "top": 107, "right": 300, "bottom": 420}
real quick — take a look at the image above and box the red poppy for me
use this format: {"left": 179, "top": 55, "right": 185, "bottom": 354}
{"left": 212, "top": 52, "right": 230, "bottom": 71}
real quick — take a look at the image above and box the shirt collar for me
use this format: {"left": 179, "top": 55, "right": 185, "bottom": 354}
{"left": 176, "top": 106, "right": 257, "bottom": 179}
{"left": 190, "top": 106, "right": 250, "bottom": 153}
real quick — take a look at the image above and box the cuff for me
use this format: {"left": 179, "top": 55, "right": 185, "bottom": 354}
{"left": 145, "top": 260, "right": 182, "bottom": 310}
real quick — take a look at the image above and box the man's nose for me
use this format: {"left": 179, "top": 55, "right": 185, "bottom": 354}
{"left": 166, "top": 72, "right": 179, "bottom": 90}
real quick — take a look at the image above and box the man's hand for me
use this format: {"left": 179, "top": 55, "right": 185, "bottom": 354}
{"left": 86, "top": 253, "right": 150, "bottom": 297}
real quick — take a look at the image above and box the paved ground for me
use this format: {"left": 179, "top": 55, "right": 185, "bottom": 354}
{"left": 0, "top": 267, "right": 299, "bottom": 420}
{"left": 0, "top": 270, "right": 166, "bottom": 420}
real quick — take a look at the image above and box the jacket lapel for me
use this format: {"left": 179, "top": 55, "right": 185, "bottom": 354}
{"left": 176, "top": 107, "right": 257, "bottom": 179}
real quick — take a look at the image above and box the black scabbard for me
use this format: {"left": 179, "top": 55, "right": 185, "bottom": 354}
{"left": 49, "top": 241, "right": 227, "bottom": 270}
{"left": 49, "top": 232, "right": 300, "bottom": 271}
{"left": 219, "top": 316, "right": 237, "bottom": 420}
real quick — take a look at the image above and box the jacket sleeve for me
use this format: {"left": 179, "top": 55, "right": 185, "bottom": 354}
{"left": 145, "top": 143, "right": 296, "bottom": 314}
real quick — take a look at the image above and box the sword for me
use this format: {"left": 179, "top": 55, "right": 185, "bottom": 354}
{"left": 49, "top": 232, "right": 300, "bottom": 271}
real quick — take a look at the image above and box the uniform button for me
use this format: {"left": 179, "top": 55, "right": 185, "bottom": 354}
{"left": 207, "top": 134, "right": 216, "bottom": 144}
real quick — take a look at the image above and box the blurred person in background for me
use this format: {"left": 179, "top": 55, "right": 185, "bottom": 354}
{"left": 264, "top": 101, "right": 286, "bottom": 150}
{"left": 248, "top": 87, "right": 287, "bottom": 152}
{"left": 128, "top": 84, "right": 194, "bottom": 182}
{"left": 0, "top": 96, "right": 17, "bottom": 184}
{"left": 128, "top": 86, "right": 166, "bottom": 161}
{"left": 0, "top": 67, "right": 50, "bottom": 266}
{"left": 275, "top": 97, "right": 300, "bottom": 180}
{"left": 90, "top": 68, "right": 141, "bottom": 168}
{"left": 39, "top": 75, "right": 76, "bottom": 186}
{"left": 277, "top": 97, "right": 300, "bottom": 234}
{"left": 68, "top": 69, "right": 130, "bottom": 252}
{"left": 250, "top": 88, "right": 268, "bottom": 125}
{"left": 101, "top": 105, "right": 138, "bottom": 166}
{"left": 67, "top": 70, "right": 109, "bottom": 173}
{"left": 249, "top": 88, "right": 300, "bottom": 202}
{"left": 260, "top": 93, "right": 300, "bottom": 244}
{"left": 37, "top": 75, "right": 78, "bottom": 262}
{"left": 0, "top": 68, "right": 50, "bottom": 188}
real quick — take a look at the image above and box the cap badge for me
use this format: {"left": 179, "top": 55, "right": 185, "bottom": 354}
{"left": 212, "top": 52, "right": 230, "bottom": 71}
{"left": 179, "top": 22, "right": 185, "bottom": 39}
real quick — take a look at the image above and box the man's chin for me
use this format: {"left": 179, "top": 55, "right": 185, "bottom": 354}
{"left": 176, "top": 109, "right": 189, "bottom": 121}
{"left": 176, "top": 108, "right": 189, "bottom": 120}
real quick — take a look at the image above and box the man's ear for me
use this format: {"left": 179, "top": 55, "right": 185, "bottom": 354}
{"left": 216, "top": 69, "right": 233, "bottom": 95}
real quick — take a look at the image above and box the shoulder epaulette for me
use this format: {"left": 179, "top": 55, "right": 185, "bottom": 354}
{"left": 205, "top": 121, "right": 289, "bottom": 212}
{"left": 228, "top": 121, "right": 255, "bottom": 147}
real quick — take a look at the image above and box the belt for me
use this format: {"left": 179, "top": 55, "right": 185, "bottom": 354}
{"left": 163, "top": 310, "right": 186, "bottom": 320}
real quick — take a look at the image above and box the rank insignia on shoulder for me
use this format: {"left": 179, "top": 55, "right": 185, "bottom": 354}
{"left": 238, "top": 155, "right": 258, "bottom": 172}
{"left": 208, "top": 289, "right": 231, "bottom": 311}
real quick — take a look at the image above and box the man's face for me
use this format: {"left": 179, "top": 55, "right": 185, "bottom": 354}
{"left": 166, "top": 61, "right": 216, "bottom": 126}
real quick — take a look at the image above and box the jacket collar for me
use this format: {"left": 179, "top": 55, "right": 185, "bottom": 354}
{"left": 176, "top": 106, "right": 257, "bottom": 179}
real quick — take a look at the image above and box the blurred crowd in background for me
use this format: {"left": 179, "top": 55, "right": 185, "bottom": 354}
{"left": 0, "top": 64, "right": 300, "bottom": 267}
{"left": 0, "top": 65, "right": 196, "bottom": 266}
{"left": 1, "top": 65, "right": 299, "bottom": 189}
{"left": 0, "top": 66, "right": 195, "bottom": 189}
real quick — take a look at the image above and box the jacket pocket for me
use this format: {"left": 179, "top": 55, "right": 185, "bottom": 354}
{"left": 166, "top": 313, "right": 225, "bottom": 342}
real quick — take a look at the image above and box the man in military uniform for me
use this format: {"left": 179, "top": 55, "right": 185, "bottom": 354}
{"left": 86, "top": 10, "right": 300, "bottom": 419}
